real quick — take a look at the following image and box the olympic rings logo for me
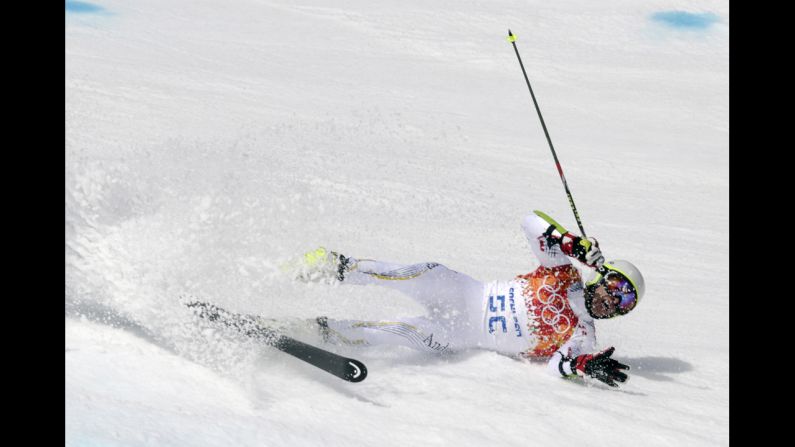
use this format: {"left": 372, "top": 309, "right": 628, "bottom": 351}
{"left": 536, "top": 283, "right": 572, "bottom": 334}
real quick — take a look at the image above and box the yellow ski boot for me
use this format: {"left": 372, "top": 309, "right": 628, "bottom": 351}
{"left": 284, "top": 247, "right": 351, "bottom": 283}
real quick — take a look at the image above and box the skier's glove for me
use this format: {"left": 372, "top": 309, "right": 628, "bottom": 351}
{"left": 561, "top": 234, "right": 605, "bottom": 268}
{"left": 571, "top": 347, "right": 629, "bottom": 387}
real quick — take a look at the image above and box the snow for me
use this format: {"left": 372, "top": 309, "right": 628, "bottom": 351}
{"left": 65, "top": 0, "right": 729, "bottom": 445}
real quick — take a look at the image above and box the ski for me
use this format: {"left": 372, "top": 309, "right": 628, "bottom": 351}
{"left": 184, "top": 300, "right": 367, "bottom": 383}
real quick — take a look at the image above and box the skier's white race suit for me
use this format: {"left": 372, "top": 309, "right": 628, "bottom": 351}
{"left": 323, "top": 212, "right": 596, "bottom": 377}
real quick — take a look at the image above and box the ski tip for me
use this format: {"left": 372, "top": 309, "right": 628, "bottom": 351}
{"left": 345, "top": 359, "right": 368, "bottom": 383}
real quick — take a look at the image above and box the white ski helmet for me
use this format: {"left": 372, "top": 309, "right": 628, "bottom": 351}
{"left": 585, "top": 260, "right": 645, "bottom": 319}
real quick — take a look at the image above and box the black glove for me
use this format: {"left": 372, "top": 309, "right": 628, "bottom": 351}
{"left": 571, "top": 347, "right": 629, "bottom": 387}
{"left": 560, "top": 233, "right": 605, "bottom": 268}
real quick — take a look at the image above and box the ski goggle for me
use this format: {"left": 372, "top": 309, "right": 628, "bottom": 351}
{"left": 602, "top": 271, "right": 638, "bottom": 314}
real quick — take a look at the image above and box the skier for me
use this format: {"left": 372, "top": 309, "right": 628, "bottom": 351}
{"left": 289, "top": 210, "right": 645, "bottom": 387}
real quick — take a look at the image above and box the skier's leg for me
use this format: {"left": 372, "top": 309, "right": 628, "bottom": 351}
{"left": 286, "top": 248, "right": 484, "bottom": 325}
{"left": 344, "top": 258, "right": 484, "bottom": 319}
{"left": 319, "top": 316, "right": 463, "bottom": 354}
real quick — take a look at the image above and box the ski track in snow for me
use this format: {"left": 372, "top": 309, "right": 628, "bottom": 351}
{"left": 66, "top": 0, "right": 728, "bottom": 445}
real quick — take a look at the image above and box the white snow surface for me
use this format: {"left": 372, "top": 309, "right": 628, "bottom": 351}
{"left": 66, "top": 0, "right": 729, "bottom": 446}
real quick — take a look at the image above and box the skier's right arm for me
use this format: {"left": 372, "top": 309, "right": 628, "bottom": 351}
{"left": 549, "top": 347, "right": 630, "bottom": 388}
{"left": 521, "top": 211, "right": 604, "bottom": 269}
{"left": 545, "top": 321, "right": 628, "bottom": 387}
{"left": 545, "top": 319, "right": 596, "bottom": 378}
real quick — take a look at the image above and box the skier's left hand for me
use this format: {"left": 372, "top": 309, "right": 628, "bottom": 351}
{"left": 572, "top": 347, "right": 629, "bottom": 387}
{"left": 573, "top": 236, "right": 604, "bottom": 269}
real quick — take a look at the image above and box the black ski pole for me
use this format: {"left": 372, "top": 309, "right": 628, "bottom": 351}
{"left": 507, "top": 29, "right": 588, "bottom": 238}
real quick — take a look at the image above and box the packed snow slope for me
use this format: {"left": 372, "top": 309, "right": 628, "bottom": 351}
{"left": 66, "top": 0, "right": 729, "bottom": 445}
